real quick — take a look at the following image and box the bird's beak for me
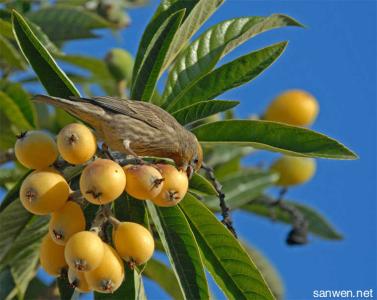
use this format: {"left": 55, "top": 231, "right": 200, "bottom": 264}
{"left": 186, "top": 165, "right": 194, "bottom": 180}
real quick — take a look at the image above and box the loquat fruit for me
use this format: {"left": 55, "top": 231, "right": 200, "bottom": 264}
{"left": 57, "top": 123, "right": 97, "bottom": 165}
{"left": 20, "top": 168, "right": 69, "bottom": 215}
{"left": 15, "top": 130, "right": 58, "bottom": 169}
{"left": 270, "top": 156, "right": 316, "bottom": 186}
{"left": 80, "top": 159, "right": 126, "bottom": 205}
{"left": 112, "top": 221, "right": 154, "bottom": 265}
{"left": 264, "top": 90, "right": 319, "bottom": 127}
{"left": 64, "top": 231, "right": 105, "bottom": 272}
{"left": 68, "top": 268, "right": 92, "bottom": 293}
{"left": 123, "top": 164, "right": 164, "bottom": 200}
{"left": 39, "top": 234, "right": 67, "bottom": 276}
{"left": 152, "top": 164, "right": 188, "bottom": 207}
{"left": 49, "top": 201, "right": 86, "bottom": 245}
{"left": 85, "top": 243, "right": 125, "bottom": 293}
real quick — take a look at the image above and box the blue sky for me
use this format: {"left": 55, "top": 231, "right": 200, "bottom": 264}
{"left": 7, "top": 1, "right": 377, "bottom": 299}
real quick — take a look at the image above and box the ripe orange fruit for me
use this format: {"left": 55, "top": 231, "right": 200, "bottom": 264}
{"left": 49, "top": 201, "right": 86, "bottom": 245}
{"left": 270, "top": 156, "right": 316, "bottom": 186}
{"left": 57, "top": 123, "right": 97, "bottom": 165}
{"left": 68, "top": 268, "right": 92, "bottom": 293}
{"left": 19, "top": 168, "right": 69, "bottom": 215}
{"left": 64, "top": 231, "right": 105, "bottom": 272}
{"left": 85, "top": 244, "right": 124, "bottom": 293}
{"left": 123, "top": 164, "right": 164, "bottom": 200}
{"left": 39, "top": 234, "right": 67, "bottom": 276}
{"left": 264, "top": 90, "right": 319, "bottom": 126}
{"left": 113, "top": 222, "right": 154, "bottom": 265}
{"left": 152, "top": 164, "right": 188, "bottom": 207}
{"left": 15, "top": 130, "right": 58, "bottom": 169}
{"left": 80, "top": 159, "right": 126, "bottom": 205}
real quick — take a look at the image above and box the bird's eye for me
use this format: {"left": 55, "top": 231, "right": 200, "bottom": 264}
{"left": 194, "top": 158, "right": 199, "bottom": 164}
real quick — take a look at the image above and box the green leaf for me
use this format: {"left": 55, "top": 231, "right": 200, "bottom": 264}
{"left": 57, "top": 54, "right": 117, "bottom": 95}
{"left": 192, "top": 120, "right": 357, "bottom": 160}
{"left": 131, "top": 9, "right": 185, "bottom": 101}
{"left": 169, "top": 42, "right": 287, "bottom": 112}
{"left": 0, "top": 35, "right": 26, "bottom": 70}
{"left": 0, "top": 200, "right": 32, "bottom": 264}
{"left": 132, "top": 0, "right": 198, "bottom": 81}
{"left": 179, "top": 194, "right": 274, "bottom": 300}
{"left": 203, "top": 168, "right": 278, "bottom": 210}
{"left": 27, "top": 21, "right": 62, "bottom": 55}
{"left": 0, "top": 91, "right": 33, "bottom": 130}
{"left": 12, "top": 10, "right": 80, "bottom": 98}
{"left": 162, "top": 0, "right": 224, "bottom": 72}
{"left": 26, "top": 6, "right": 112, "bottom": 42}
{"left": 143, "top": 258, "right": 184, "bottom": 300}
{"left": 9, "top": 217, "right": 48, "bottom": 299}
{"left": 206, "top": 145, "right": 254, "bottom": 167}
{"left": 0, "top": 171, "right": 31, "bottom": 212}
{"left": 57, "top": 275, "right": 75, "bottom": 300}
{"left": 115, "top": 194, "right": 149, "bottom": 226}
{"left": 0, "top": 168, "right": 25, "bottom": 187}
{"left": 0, "top": 19, "right": 14, "bottom": 40}
{"left": 0, "top": 268, "right": 15, "bottom": 300}
{"left": 189, "top": 172, "right": 218, "bottom": 196}
{"left": 146, "top": 201, "right": 209, "bottom": 300}
{"left": 172, "top": 100, "right": 239, "bottom": 125}
{"left": 241, "top": 241, "right": 284, "bottom": 300}
{"left": 163, "top": 15, "right": 302, "bottom": 109}
{"left": 0, "top": 80, "right": 37, "bottom": 128}
{"left": 242, "top": 196, "right": 343, "bottom": 240}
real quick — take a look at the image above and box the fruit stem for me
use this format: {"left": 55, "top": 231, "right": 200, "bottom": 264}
{"left": 108, "top": 215, "right": 120, "bottom": 229}
{"left": 201, "top": 162, "right": 238, "bottom": 238}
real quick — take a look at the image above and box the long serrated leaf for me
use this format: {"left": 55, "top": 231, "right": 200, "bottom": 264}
{"left": 146, "top": 201, "right": 209, "bottom": 300}
{"left": 0, "top": 80, "right": 37, "bottom": 128}
{"left": 0, "top": 91, "right": 33, "bottom": 130}
{"left": 242, "top": 196, "right": 343, "bottom": 240}
{"left": 143, "top": 259, "right": 184, "bottom": 300}
{"left": 131, "top": 9, "right": 185, "bottom": 101}
{"left": 189, "top": 172, "right": 218, "bottom": 196}
{"left": 172, "top": 100, "right": 239, "bottom": 125}
{"left": 162, "top": 0, "right": 224, "bottom": 72}
{"left": 163, "top": 14, "right": 301, "bottom": 109}
{"left": 0, "top": 200, "right": 31, "bottom": 264}
{"left": 169, "top": 42, "right": 287, "bottom": 112}
{"left": 132, "top": 0, "right": 198, "bottom": 81}
{"left": 203, "top": 168, "right": 278, "bottom": 210}
{"left": 26, "top": 5, "right": 112, "bottom": 42}
{"left": 0, "top": 35, "right": 26, "bottom": 69}
{"left": 241, "top": 241, "right": 285, "bottom": 300}
{"left": 192, "top": 120, "right": 357, "bottom": 160}
{"left": 12, "top": 10, "right": 80, "bottom": 98}
{"left": 179, "top": 194, "right": 274, "bottom": 300}
{"left": 0, "top": 19, "right": 14, "bottom": 39}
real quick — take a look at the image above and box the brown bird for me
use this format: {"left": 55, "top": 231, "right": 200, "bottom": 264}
{"left": 33, "top": 95, "right": 203, "bottom": 177}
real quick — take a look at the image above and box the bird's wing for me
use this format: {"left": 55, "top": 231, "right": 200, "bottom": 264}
{"left": 70, "top": 96, "right": 176, "bottom": 130}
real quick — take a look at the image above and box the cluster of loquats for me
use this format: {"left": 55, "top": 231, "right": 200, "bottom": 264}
{"left": 14, "top": 122, "right": 188, "bottom": 293}
{"left": 264, "top": 90, "right": 318, "bottom": 187}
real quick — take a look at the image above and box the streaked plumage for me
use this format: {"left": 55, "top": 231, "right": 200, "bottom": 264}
{"left": 33, "top": 95, "right": 202, "bottom": 176}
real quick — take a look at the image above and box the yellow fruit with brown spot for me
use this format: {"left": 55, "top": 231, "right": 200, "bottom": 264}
{"left": 80, "top": 159, "right": 126, "bottom": 205}
{"left": 57, "top": 123, "right": 97, "bottom": 165}
{"left": 270, "top": 156, "right": 316, "bottom": 186}
{"left": 85, "top": 244, "right": 124, "bottom": 293}
{"left": 152, "top": 164, "right": 188, "bottom": 207}
{"left": 264, "top": 90, "right": 319, "bottom": 126}
{"left": 113, "top": 222, "right": 154, "bottom": 265}
{"left": 123, "top": 164, "right": 164, "bottom": 200}
{"left": 64, "top": 231, "right": 105, "bottom": 272}
{"left": 39, "top": 234, "right": 67, "bottom": 276}
{"left": 15, "top": 130, "right": 58, "bottom": 169}
{"left": 68, "top": 268, "right": 92, "bottom": 293}
{"left": 49, "top": 201, "right": 86, "bottom": 245}
{"left": 19, "top": 168, "right": 69, "bottom": 215}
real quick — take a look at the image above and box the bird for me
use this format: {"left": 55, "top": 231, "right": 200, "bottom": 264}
{"left": 33, "top": 95, "right": 203, "bottom": 178}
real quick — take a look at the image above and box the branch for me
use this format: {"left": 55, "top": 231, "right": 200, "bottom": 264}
{"left": 201, "top": 162, "right": 237, "bottom": 238}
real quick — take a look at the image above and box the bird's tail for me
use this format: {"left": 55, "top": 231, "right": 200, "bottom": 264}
{"left": 32, "top": 95, "right": 103, "bottom": 127}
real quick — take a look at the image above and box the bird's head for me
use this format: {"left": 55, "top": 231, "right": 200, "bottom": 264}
{"left": 184, "top": 137, "right": 203, "bottom": 179}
